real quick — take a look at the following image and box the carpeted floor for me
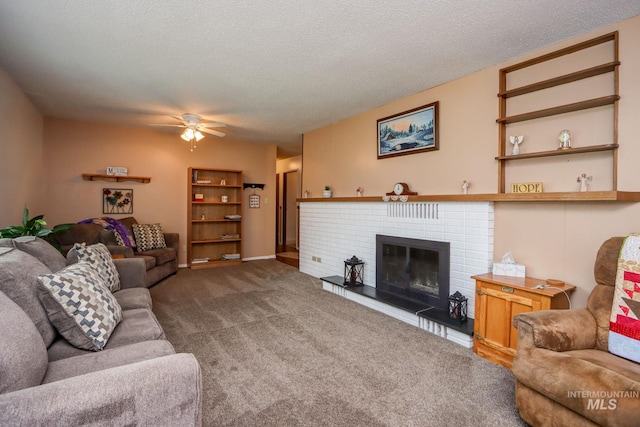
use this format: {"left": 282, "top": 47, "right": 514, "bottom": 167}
{"left": 150, "top": 260, "right": 525, "bottom": 426}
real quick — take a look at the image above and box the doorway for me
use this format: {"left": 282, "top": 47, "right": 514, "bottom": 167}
{"left": 276, "top": 170, "right": 299, "bottom": 268}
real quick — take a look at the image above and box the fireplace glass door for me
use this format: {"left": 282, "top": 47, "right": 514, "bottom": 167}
{"left": 376, "top": 235, "right": 450, "bottom": 310}
{"left": 409, "top": 247, "right": 439, "bottom": 296}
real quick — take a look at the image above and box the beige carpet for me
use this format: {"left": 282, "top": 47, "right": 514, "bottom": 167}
{"left": 150, "top": 260, "right": 525, "bottom": 426}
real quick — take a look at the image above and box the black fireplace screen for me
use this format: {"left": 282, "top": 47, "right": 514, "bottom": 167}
{"left": 376, "top": 235, "right": 450, "bottom": 310}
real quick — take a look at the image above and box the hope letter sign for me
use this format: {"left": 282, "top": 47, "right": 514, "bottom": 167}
{"left": 511, "top": 182, "right": 543, "bottom": 193}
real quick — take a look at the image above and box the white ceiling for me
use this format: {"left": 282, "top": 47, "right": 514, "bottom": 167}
{"left": 1, "top": 1, "right": 639, "bottom": 158}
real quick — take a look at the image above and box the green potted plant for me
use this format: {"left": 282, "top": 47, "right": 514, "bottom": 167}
{"left": 323, "top": 185, "right": 332, "bottom": 198}
{"left": 0, "top": 205, "right": 73, "bottom": 242}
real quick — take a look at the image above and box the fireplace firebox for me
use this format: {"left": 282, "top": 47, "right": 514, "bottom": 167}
{"left": 376, "top": 235, "right": 450, "bottom": 311}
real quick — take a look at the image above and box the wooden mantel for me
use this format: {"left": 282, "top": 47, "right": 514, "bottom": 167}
{"left": 298, "top": 191, "right": 640, "bottom": 203}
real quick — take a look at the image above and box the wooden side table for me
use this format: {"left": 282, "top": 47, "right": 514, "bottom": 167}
{"left": 471, "top": 273, "right": 576, "bottom": 369}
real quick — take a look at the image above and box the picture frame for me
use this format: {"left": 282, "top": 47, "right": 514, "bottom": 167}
{"left": 377, "top": 101, "right": 439, "bottom": 159}
{"left": 103, "top": 188, "right": 133, "bottom": 214}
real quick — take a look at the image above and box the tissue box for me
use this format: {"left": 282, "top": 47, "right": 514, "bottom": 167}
{"left": 492, "top": 262, "right": 526, "bottom": 277}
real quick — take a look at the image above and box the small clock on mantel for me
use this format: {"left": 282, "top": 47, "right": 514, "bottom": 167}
{"left": 386, "top": 182, "right": 418, "bottom": 196}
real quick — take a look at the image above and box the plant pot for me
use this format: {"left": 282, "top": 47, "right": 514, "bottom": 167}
{"left": 323, "top": 190, "right": 332, "bottom": 198}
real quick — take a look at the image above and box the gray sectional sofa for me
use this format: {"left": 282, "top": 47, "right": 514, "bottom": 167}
{"left": 0, "top": 237, "right": 202, "bottom": 426}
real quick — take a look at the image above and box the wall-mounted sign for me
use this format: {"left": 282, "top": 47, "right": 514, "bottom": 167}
{"left": 106, "top": 166, "right": 128, "bottom": 176}
{"left": 511, "top": 182, "right": 543, "bottom": 193}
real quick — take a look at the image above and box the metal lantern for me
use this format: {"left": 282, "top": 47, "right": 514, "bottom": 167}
{"left": 343, "top": 256, "right": 364, "bottom": 287}
{"left": 448, "top": 291, "right": 468, "bottom": 323}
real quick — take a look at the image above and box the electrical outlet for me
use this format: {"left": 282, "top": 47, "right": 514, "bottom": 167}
{"left": 182, "top": 245, "right": 187, "bottom": 253}
{"left": 316, "top": 257, "right": 321, "bottom": 263}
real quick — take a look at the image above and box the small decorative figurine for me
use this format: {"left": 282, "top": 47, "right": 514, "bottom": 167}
{"left": 462, "top": 180, "right": 470, "bottom": 194}
{"left": 558, "top": 130, "right": 572, "bottom": 150}
{"left": 220, "top": 178, "right": 226, "bottom": 185}
{"left": 356, "top": 187, "right": 362, "bottom": 197}
{"left": 577, "top": 173, "right": 592, "bottom": 192}
{"left": 510, "top": 135, "right": 524, "bottom": 155}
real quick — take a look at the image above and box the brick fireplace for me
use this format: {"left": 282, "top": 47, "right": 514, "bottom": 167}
{"left": 299, "top": 200, "right": 494, "bottom": 346}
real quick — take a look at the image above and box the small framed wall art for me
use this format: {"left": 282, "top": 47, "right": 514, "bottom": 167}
{"left": 249, "top": 194, "right": 260, "bottom": 208}
{"left": 103, "top": 188, "right": 133, "bottom": 214}
{"left": 377, "top": 101, "right": 439, "bottom": 159}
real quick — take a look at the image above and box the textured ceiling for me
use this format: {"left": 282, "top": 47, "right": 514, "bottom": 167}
{"left": 1, "top": 1, "right": 639, "bottom": 158}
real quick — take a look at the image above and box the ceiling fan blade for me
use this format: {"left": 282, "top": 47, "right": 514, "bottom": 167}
{"left": 199, "top": 122, "right": 227, "bottom": 128}
{"left": 149, "top": 124, "right": 186, "bottom": 127}
{"left": 199, "top": 128, "right": 226, "bottom": 138}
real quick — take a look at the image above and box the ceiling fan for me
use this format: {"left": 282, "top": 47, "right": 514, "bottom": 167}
{"left": 150, "top": 113, "right": 226, "bottom": 150}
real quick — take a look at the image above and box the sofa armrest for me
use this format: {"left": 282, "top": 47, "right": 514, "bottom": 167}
{"left": 513, "top": 308, "right": 597, "bottom": 352}
{"left": 164, "top": 233, "right": 180, "bottom": 253}
{"left": 0, "top": 353, "right": 202, "bottom": 426}
{"left": 113, "top": 258, "right": 147, "bottom": 289}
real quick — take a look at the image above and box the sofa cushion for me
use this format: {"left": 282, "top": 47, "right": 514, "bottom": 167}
{"left": 132, "top": 223, "right": 167, "bottom": 252}
{"left": 73, "top": 242, "right": 120, "bottom": 292}
{"left": 136, "top": 254, "right": 157, "bottom": 270}
{"left": 55, "top": 223, "right": 104, "bottom": 247}
{"left": 0, "top": 236, "right": 66, "bottom": 272}
{"left": 0, "top": 247, "right": 58, "bottom": 347}
{"left": 42, "top": 340, "right": 175, "bottom": 384}
{"left": 114, "top": 287, "right": 153, "bottom": 310}
{"left": 46, "top": 307, "right": 166, "bottom": 361}
{"left": 37, "top": 263, "right": 123, "bottom": 351}
{"left": 138, "top": 247, "right": 176, "bottom": 266}
{"left": 0, "top": 291, "right": 48, "bottom": 393}
{"left": 105, "top": 308, "right": 165, "bottom": 345}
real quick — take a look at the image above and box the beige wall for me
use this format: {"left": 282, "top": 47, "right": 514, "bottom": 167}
{"left": 42, "top": 118, "right": 277, "bottom": 265}
{"left": 0, "top": 67, "right": 45, "bottom": 225}
{"left": 276, "top": 155, "right": 302, "bottom": 175}
{"left": 303, "top": 15, "right": 640, "bottom": 308}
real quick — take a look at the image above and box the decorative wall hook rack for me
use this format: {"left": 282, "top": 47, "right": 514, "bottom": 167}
{"left": 243, "top": 183, "right": 265, "bottom": 190}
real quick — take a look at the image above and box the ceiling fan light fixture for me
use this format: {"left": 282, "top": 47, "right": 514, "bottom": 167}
{"left": 151, "top": 113, "right": 223, "bottom": 150}
{"left": 181, "top": 127, "right": 195, "bottom": 141}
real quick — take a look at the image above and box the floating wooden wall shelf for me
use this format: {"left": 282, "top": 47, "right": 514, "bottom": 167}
{"left": 496, "top": 31, "right": 620, "bottom": 194}
{"left": 82, "top": 173, "right": 151, "bottom": 183}
{"left": 298, "top": 191, "right": 640, "bottom": 203}
{"left": 495, "top": 144, "right": 618, "bottom": 161}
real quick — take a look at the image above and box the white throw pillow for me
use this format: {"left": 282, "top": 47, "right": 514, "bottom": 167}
{"left": 37, "top": 263, "right": 123, "bottom": 351}
{"left": 73, "top": 242, "right": 120, "bottom": 292}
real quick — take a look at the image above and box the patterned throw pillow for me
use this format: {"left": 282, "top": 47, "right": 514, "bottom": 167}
{"left": 73, "top": 242, "right": 120, "bottom": 292}
{"left": 37, "top": 263, "right": 122, "bottom": 351}
{"left": 132, "top": 223, "right": 167, "bottom": 252}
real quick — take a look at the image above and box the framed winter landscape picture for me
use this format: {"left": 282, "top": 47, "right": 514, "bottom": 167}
{"left": 377, "top": 101, "right": 439, "bottom": 159}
